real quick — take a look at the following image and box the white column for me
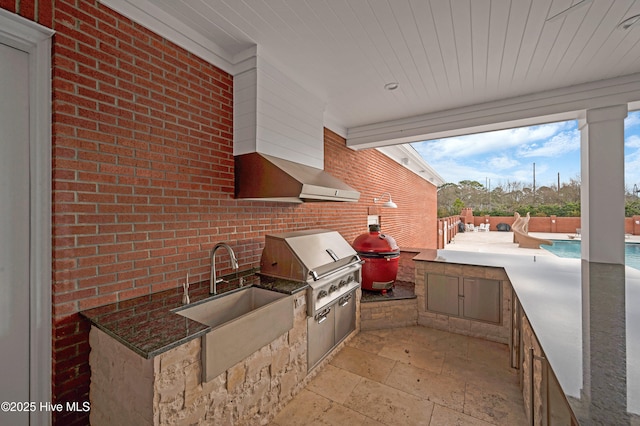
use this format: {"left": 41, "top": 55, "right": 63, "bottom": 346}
{"left": 579, "top": 105, "right": 627, "bottom": 264}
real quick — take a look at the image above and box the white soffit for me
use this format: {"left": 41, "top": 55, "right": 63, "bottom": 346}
{"left": 376, "top": 145, "right": 445, "bottom": 187}
{"left": 100, "top": 0, "right": 640, "bottom": 148}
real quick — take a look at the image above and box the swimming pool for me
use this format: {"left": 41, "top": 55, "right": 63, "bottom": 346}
{"left": 542, "top": 240, "right": 640, "bottom": 270}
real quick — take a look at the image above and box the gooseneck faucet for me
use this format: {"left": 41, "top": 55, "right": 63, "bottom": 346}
{"left": 210, "top": 242, "right": 239, "bottom": 294}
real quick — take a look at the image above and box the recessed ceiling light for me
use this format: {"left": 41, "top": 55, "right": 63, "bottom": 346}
{"left": 384, "top": 82, "right": 399, "bottom": 91}
{"left": 618, "top": 14, "right": 640, "bottom": 31}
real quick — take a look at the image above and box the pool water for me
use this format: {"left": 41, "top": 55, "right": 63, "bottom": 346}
{"left": 542, "top": 240, "right": 640, "bottom": 271}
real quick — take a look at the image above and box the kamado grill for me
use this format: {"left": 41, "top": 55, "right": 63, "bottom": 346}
{"left": 260, "top": 229, "right": 362, "bottom": 369}
{"left": 353, "top": 224, "right": 400, "bottom": 293}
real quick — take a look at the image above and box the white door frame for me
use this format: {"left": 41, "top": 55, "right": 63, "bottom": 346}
{"left": 0, "top": 9, "right": 53, "bottom": 425}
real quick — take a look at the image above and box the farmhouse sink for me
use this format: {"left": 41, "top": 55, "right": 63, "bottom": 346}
{"left": 174, "top": 286, "right": 293, "bottom": 382}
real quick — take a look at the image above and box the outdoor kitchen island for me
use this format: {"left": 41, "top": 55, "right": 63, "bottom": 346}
{"left": 413, "top": 249, "right": 640, "bottom": 425}
{"left": 81, "top": 271, "right": 362, "bottom": 425}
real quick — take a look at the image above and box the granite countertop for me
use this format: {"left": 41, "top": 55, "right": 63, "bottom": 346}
{"left": 80, "top": 271, "right": 307, "bottom": 359}
{"left": 414, "top": 249, "right": 640, "bottom": 424}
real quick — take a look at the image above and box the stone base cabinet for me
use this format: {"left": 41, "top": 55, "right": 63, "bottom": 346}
{"left": 88, "top": 291, "right": 352, "bottom": 425}
{"left": 415, "top": 260, "right": 511, "bottom": 344}
{"left": 515, "top": 299, "right": 578, "bottom": 425}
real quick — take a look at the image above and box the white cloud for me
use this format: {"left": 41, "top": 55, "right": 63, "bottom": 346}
{"left": 411, "top": 118, "right": 640, "bottom": 185}
{"left": 517, "top": 129, "right": 579, "bottom": 157}
{"left": 512, "top": 162, "right": 549, "bottom": 184}
{"left": 413, "top": 121, "right": 573, "bottom": 161}
{"left": 626, "top": 135, "right": 640, "bottom": 149}
{"left": 427, "top": 159, "right": 507, "bottom": 184}
{"left": 625, "top": 111, "right": 640, "bottom": 129}
{"left": 488, "top": 155, "right": 519, "bottom": 170}
{"left": 625, "top": 149, "right": 640, "bottom": 187}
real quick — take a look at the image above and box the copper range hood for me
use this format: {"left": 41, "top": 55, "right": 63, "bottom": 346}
{"left": 234, "top": 152, "right": 360, "bottom": 203}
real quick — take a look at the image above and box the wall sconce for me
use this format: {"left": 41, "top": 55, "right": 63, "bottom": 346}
{"left": 373, "top": 192, "right": 397, "bottom": 208}
{"left": 552, "top": 219, "right": 556, "bottom": 224}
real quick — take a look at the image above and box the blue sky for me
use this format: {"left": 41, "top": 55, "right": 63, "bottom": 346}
{"left": 412, "top": 111, "right": 640, "bottom": 192}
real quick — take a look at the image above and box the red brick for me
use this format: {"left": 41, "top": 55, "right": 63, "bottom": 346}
{"left": 53, "top": 288, "right": 97, "bottom": 305}
{"left": 97, "top": 243, "right": 133, "bottom": 254}
{"left": 77, "top": 294, "right": 118, "bottom": 310}
{"left": 98, "top": 281, "right": 133, "bottom": 294}
{"left": 55, "top": 0, "right": 97, "bottom": 27}
{"left": 54, "top": 67, "right": 99, "bottom": 90}
{"left": 38, "top": 0, "right": 53, "bottom": 27}
{"left": 76, "top": 235, "right": 116, "bottom": 248}
{"left": 77, "top": 274, "right": 118, "bottom": 289}
{"left": 54, "top": 266, "right": 97, "bottom": 281}
{"left": 99, "top": 224, "right": 133, "bottom": 234}
{"left": 79, "top": 1, "right": 117, "bottom": 28}
{"left": 46, "top": 2, "right": 439, "bottom": 419}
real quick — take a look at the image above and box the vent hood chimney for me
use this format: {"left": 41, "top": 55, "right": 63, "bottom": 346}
{"left": 235, "top": 152, "right": 360, "bottom": 203}
{"left": 233, "top": 50, "right": 360, "bottom": 203}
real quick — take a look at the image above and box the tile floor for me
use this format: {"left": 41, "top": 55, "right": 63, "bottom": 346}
{"left": 271, "top": 326, "right": 527, "bottom": 425}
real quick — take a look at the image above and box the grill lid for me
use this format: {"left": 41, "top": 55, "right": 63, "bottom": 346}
{"left": 260, "top": 229, "right": 358, "bottom": 281}
{"left": 352, "top": 224, "right": 400, "bottom": 255}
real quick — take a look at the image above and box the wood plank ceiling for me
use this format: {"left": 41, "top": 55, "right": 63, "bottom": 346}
{"left": 139, "top": 0, "right": 640, "bottom": 131}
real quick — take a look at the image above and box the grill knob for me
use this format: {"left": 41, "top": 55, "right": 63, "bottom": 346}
{"left": 328, "top": 284, "right": 338, "bottom": 294}
{"left": 317, "top": 290, "right": 328, "bottom": 300}
{"left": 347, "top": 275, "right": 354, "bottom": 283}
{"left": 339, "top": 279, "right": 347, "bottom": 288}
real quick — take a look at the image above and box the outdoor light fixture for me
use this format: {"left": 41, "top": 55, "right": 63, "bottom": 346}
{"left": 373, "top": 192, "right": 397, "bottom": 208}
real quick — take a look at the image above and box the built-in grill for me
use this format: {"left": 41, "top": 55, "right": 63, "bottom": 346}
{"left": 260, "top": 229, "right": 362, "bottom": 370}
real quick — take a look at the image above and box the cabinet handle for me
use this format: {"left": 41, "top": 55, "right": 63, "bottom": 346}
{"left": 339, "top": 294, "right": 351, "bottom": 307}
{"left": 315, "top": 307, "right": 331, "bottom": 323}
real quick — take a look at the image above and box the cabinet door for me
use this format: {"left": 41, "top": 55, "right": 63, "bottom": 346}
{"left": 462, "top": 278, "right": 501, "bottom": 324}
{"left": 307, "top": 307, "right": 335, "bottom": 370}
{"left": 426, "top": 274, "right": 460, "bottom": 316}
{"left": 335, "top": 292, "right": 356, "bottom": 344}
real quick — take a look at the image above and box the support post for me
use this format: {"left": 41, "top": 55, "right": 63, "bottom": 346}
{"left": 579, "top": 105, "right": 627, "bottom": 264}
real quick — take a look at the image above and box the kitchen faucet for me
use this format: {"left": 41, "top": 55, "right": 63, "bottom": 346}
{"left": 210, "top": 242, "right": 239, "bottom": 294}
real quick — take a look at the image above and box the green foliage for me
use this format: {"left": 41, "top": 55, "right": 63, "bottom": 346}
{"left": 452, "top": 198, "right": 465, "bottom": 215}
{"left": 437, "top": 178, "right": 639, "bottom": 218}
{"left": 627, "top": 200, "right": 640, "bottom": 216}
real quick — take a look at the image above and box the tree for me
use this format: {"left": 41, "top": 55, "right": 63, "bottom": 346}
{"left": 452, "top": 198, "right": 465, "bottom": 215}
{"left": 437, "top": 175, "right": 639, "bottom": 218}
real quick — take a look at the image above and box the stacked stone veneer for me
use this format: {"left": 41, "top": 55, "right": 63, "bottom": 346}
{"left": 89, "top": 290, "right": 362, "bottom": 425}
{"left": 414, "top": 260, "right": 512, "bottom": 344}
{"left": 360, "top": 298, "right": 418, "bottom": 330}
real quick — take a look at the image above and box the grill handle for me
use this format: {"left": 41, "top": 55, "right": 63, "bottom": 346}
{"left": 315, "top": 307, "right": 331, "bottom": 323}
{"left": 309, "top": 255, "right": 364, "bottom": 281}
{"left": 339, "top": 293, "right": 352, "bottom": 307}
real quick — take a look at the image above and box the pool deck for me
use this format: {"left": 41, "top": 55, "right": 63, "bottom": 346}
{"left": 444, "top": 230, "right": 640, "bottom": 255}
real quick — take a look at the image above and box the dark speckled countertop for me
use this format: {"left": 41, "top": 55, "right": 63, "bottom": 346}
{"left": 80, "top": 271, "right": 307, "bottom": 359}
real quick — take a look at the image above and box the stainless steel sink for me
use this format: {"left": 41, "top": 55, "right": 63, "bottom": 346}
{"left": 174, "top": 287, "right": 293, "bottom": 382}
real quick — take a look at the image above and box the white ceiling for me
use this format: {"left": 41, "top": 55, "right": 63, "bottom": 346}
{"left": 107, "top": 0, "right": 640, "bottom": 139}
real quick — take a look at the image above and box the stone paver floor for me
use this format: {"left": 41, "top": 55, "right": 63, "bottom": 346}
{"left": 271, "top": 326, "right": 526, "bottom": 425}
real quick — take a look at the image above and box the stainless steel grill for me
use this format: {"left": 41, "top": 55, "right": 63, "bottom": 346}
{"left": 260, "top": 229, "right": 362, "bottom": 316}
{"left": 260, "top": 229, "right": 363, "bottom": 370}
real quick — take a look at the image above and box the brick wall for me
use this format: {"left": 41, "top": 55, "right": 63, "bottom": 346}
{"left": 1, "top": 2, "right": 438, "bottom": 425}
{"left": 459, "top": 211, "right": 640, "bottom": 235}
